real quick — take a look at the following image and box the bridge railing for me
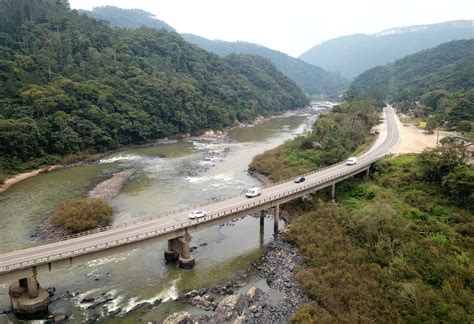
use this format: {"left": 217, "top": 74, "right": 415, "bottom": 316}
{"left": 39, "top": 146, "right": 382, "bottom": 245}
{"left": 1, "top": 110, "right": 396, "bottom": 272}
{"left": 1, "top": 155, "right": 387, "bottom": 273}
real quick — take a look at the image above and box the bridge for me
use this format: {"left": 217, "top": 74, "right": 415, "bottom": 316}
{"left": 0, "top": 106, "right": 399, "bottom": 316}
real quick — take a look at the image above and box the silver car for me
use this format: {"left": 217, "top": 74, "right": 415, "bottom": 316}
{"left": 189, "top": 210, "right": 208, "bottom": 219}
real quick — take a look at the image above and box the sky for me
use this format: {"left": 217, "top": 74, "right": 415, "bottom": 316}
{"left": 69, "top": 0, "right": 474, "bottom": 57}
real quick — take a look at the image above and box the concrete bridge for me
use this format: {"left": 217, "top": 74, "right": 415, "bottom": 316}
{"left": 0, "top": 106, "right": 399, "bottom": 316}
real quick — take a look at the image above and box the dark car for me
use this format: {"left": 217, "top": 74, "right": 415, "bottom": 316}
{"left": 294, "top": 176, "right": 305, "bottom": 183}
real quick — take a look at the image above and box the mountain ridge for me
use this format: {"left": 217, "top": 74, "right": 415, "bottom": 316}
{"left": 79, "top": 6, "right": 349, "bottom": 97}
{"left": 299, "top": 20, "right": 474, "bottom": 78}
{"left": 77, "top": 6, "right": 176, "bottom": 32}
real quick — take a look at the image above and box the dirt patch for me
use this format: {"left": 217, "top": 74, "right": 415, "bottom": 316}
{"left": 391, "top": 113, "right": 449, "bottom": 154}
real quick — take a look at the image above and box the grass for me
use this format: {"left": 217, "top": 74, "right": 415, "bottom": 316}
{"left": 399, "top": 115, "right": 422, "bottom": 125}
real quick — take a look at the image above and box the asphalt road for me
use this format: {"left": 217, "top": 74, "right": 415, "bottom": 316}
{"left": 0, "top": 105, "right": 399, "bottom": 273}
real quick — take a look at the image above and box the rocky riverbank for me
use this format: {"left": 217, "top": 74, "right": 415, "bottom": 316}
{"left": 88, "top": 168, "right": 136, "bottom": 200}
{"left": 162, "top": 238, "right": 308, "bottom": 323}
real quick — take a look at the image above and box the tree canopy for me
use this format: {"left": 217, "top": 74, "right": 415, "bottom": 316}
{"left": 0, "top": 0, "right": 309, "bottom": 174}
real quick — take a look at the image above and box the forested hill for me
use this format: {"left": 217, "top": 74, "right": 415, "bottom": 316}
{"left": 78, "top": 6, "right": 176, "bottom": 32}
{"left": 348, "top": 39, "right": 474, "bottom": 100}
{"left": 182, "top": 34, "right": 349, "bottom": 97}
{"left": 79, "top": 6, "right": 349, "bottom": 97}
{"left": 348, "top": 39, "right": 474, "bottom": 129}
{"left": 0, "top": 0, "right": 309, "bottom": 175}
{"left": 299, "top": 20, "right": 473, "bottom": 79}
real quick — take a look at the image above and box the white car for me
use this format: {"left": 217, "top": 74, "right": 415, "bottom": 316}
{"left": 346, "top": 157, "right": 357, "bottom": 165}
{"left": 189, "top": 210, "right": 208, "bottom": 219}
{"left": 245, "top": 187, "right": 261, "bottom": 198}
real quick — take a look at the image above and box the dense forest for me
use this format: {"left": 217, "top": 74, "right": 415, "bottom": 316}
{"left": 79, "top": 6, "right": 349, "bottom": 97}
{"left": 250, "top": 97, "right": 473, "bottom": 322}
{"left": 299, "top": 20, "right": 473, "bottom": 78}
{"left": 348, "top": 40, "right": 474, "bottom": 129}
{"left": 0, "top": 0, "right": 309, "bottom": 178}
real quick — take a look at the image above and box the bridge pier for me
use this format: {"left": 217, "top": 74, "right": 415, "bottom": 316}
{"left": 9, "top": 274, "right": 50, "bottom": 318}
{"left": 164, "top": 239, "right": 179, "bottom": 262}
{"left": 274, "top": 204, "right": 280, "bottom": 235}
{"left": 164, "top": 233, "right": 195, "bottom": 269}
{"left": 260, "top": 210, "right": 265, "bottom": 227}
{"left": 365, "top": 168, "right": 370, "bottom": 179}
{"left": 330, "top": 183, "right": 336, "bottom": 204}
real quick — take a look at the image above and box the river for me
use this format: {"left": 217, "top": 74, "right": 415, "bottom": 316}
{"left": 0, "top": 109, "right": 325, "bottom": 322}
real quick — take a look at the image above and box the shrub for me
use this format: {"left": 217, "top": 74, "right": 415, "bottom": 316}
{"left": 457, "top": 120, "right": 472, "bottom": 133}
{"left": 52, "top": 198, "right": 114, "bottom": 233}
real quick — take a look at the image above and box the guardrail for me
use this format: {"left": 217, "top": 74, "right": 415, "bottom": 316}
{"left": 0, "top": 155, "right": 385, "bottom": 273}
{"left": 1, "top": 108, "right": 396, "bottom": 273}
{"left": 48, "top": 145, "right": 373, "bottom": 243}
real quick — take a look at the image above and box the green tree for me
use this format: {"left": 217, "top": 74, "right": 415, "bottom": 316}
{"left": 457, "top": 120, "right": 472, "bottom": 133}
{"left": 417, "top": 144, "right": 467, "bottom": 182}
{"left": 442, "top": 165, "right": 474, "bottom": 207}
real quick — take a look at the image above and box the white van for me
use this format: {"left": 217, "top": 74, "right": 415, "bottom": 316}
{"left": 346, "top": 157, "right": 357, "bottom": 165}
{"left": 245, "top": 187, "right": 261, "bottom": 198}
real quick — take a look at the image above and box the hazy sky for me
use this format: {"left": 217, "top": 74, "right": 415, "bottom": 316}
{"left": 69, "top": 0, "right": 473, "bottom": 57}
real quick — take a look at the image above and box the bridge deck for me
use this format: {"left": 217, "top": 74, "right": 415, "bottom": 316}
{"left": 0, "top": 106, "right": 399, "bottom": 275}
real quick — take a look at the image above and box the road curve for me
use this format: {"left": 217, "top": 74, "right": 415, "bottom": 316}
{"left": 0, "top": 105, "right": 400, "bottom": 273}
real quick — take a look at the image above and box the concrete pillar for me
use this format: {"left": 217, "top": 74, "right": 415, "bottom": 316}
{"left": 274, "top": 204, "right": 280, "bottom": 235}
{"left": 9, "top": 276, "right": 50, "bottom": 318}
{"left": 178, "top": 234, "right": 195, "bottom": 269}
{"left": 260, "top": 210, "right": 265, "bottom": 227}
{"left": 365, "top": 168, "right": 370, "bottom": 179}
{"left": 330, "top": 183, "right": 336, "bottom": 204}
{"left": 164, "top": 235, "right": 196, "bottom": 269}
{"left": 27, "top": 276, "right": 39, "bottom": 299}
{"left": 164, "top": 239, "right": 179, "bottom": 262}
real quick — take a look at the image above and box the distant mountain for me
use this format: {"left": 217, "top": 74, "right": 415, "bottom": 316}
{"left": 349, "top": 39, "right": 474, "bottom": 101}
{"left": 299, "top": 20, "right": 474, "bottom": 79}
{"left": 182, "top": 34, "right": 349, "bottom": 97}
{"left": 79, "top": 6, "right": 176, "bottom": 32}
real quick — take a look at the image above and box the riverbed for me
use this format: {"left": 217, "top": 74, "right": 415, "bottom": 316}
{"left": 0, "top": 111, "right": 321, "bottom": 322}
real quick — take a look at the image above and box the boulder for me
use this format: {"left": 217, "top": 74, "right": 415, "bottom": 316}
{"left": 163, "top": 311, "right": 191, "bottom": 324}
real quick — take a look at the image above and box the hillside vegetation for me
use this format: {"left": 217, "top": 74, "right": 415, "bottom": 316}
{"left": 182, "top": 34, "right": 349, "bottom": 97}
{"left": 299, "top": 20, "right": 473, "bottom": 78}
{"left": 348, "top": 40, "right": 474, "bottom": 130}
{"left": 289, "top": 151, "right": 473, "bottom": 322}
{"left": 0, "top": 0, "right": 308, "bottom": 178}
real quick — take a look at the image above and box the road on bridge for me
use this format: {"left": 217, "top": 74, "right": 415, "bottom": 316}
{"left": 0, "top": 105, "right": 400, "bottom": 273}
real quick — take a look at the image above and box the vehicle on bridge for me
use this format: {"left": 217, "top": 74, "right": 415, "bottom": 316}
{"left": 189, "top": 210, "right": 208, "bottom": 219}
{"left": 293, "top": 176, "right": 305, "bottom": 183}
{"left": 245, "top": 187, "right": 261, "bottom": 198}
{"left": 346, "top": 157, "right": 358, "bottom": 165}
